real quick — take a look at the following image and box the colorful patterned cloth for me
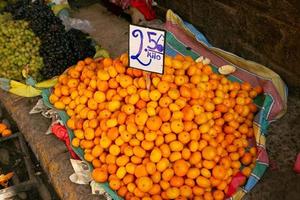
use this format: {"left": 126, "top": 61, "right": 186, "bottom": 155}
{"left": 164, "top": 10, "right": 288, "bottom": 200}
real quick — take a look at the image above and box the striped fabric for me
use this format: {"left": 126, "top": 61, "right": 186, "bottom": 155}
{"left": 164, "top": 10, "right": 287, "bottom": 200}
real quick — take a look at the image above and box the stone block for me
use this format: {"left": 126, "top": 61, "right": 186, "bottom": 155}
{"left": 192, "top": 0, "right": 239, "bottom": 48}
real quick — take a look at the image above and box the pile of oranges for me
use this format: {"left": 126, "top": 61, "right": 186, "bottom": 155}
{"left": 50, "top": 53, "right": 262, "bottom": 200}
{"left": 0, "top": 123, "right": 12, "bottom": 137}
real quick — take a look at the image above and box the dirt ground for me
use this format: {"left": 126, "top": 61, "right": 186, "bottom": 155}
{"left": 75, "top": 4, "right": 300, "bottom": 199}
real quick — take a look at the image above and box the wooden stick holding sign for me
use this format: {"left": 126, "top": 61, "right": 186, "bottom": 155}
{"left": 129, "top": 25, "right": 166, "bottom": 90}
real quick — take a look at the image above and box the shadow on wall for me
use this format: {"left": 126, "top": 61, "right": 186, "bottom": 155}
{"left": 155, "top": 0, "right": 300, "bottom": 87}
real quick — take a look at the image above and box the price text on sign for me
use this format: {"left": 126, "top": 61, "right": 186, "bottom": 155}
{"left": 129, "top": 24, "right": 166, "bottom": 74}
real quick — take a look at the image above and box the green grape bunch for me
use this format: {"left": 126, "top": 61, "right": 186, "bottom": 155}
{"left": 0, "top": 13, "right": 44, "bottom": 81}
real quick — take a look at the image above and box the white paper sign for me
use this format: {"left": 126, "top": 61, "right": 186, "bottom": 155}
{"left": 129, "top": 24, "right": 165, "bottom": 74}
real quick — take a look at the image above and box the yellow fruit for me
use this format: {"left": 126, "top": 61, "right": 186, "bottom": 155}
{"left": 97, "top": 70, "right": 110, "bottom": 80}
{"left": 107, "top": 100, "right": 121, "bottom": 112}
{"left": 100, "top": 136, "right": 112, "bottom": 148}
{"left": 137, "top": 176, "right": 153, "bottom": 192}
{"left": 169, "top": 141, "right": 184, "bottom": 151}
{"left": 149, "top": 90, "right": 161, "bottom": 101}
{"left": 168, "top": 89, "right": 180, "bottom": 100}
{"left": 140, "top": 90, "right": 150, "bottom": 101}
{"left": 150, "top": 148, "right": 162, "bottom": 163}
{"left": 166, "top": 187, "right": 180, "bottom": 199}
{"left": 129, "top": 94, "right": 140, "bottom": 104}
{"left": 116, "top": 166, "right": 126, "bottom": 179}
{"left": 146, "top": 107, "right": 156, "bottom": 116}
{"left": 54, "top": 101, "right": 65, "bottom": 110}
{"left": 170, "top": 120, "right": 184, "bottom": 133}
{"left": 74, "top": 129, "right": 84, "bottom": 139}
{"left": 106, "top": 118, "right": 118, "bottom": 128}
{"left": 123, "top": 104, "right": 135, "bottom": 115}
{"left": 49, "top": 94, "right": 59, "bottom": 104}
{"left": 135, "top": 111, "right": 148, "bottom": 126}
{"left": 156, "top": 158, "right": 170, "bottom": 172}
{"left": 119, "top": 75, "right": 133, "bottom": 88}
{"left": 94, "top": 91, "right": 106, "bottom": 103}
{"left": 109, "top": 144, "right": 121, "bottom": 156}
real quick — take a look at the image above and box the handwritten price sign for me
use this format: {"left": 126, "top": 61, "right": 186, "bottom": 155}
{"left": 129, "top": 25, "right": 166, "bottom": 74}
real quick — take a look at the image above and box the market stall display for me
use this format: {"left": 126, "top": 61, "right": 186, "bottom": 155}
{"left": 0, "top": 1, "right": 289, "bottom": 199}
{"left": 47, "top": 54, "right": 262, "bottom": 199}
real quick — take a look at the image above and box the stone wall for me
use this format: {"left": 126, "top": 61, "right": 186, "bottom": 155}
{"left": 156, "top": 0, "right": 300, "bottom": 86}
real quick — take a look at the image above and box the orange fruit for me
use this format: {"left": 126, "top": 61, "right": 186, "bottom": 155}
{"left": 173, "top": 159, "right": 189, "bottom": 177}
{"left": 231, "top": 161, "right": 242, "bottom": 169}
{"left": 135, "top": 164, "right": 148, "bottom": 178}
{"left": 212, "top": 190, "right": 224, "bottom": 200}
{"left": 159, "top": 107, "right": 171, "bottom": 122}
{"left": 182, "top": 148, "right": 191, "bottom": 160}
{"left": 125, "top": 163, "right": 136, "bottom": 175}
{"left": 162, "top": 168, "right": 174, "bottom": 181}
{"left": 116, "top": 155, "right": 130, "bottom": 167}
{"left": 242, "top": 166, "right": 252, "bottom": 177}
{"left": 117, "top": 186, "right": 127, "bottom": 197}
{"left": 170, "top": 141, "right": 184, "bottom": 152}
{"left": 168, "top": 88, "right": 180, "bottom": 100}
{"left": 157, "top": 81, "right": 170, "bottom": 93}
{"left": 150, "top": 148, "right": 162, "bottom": 163}
{"left": 156, "top": 158, "right": 169, "bottom": 172}
{"left": 137, "top": 176, "right": 153, "bottom": 192}
{"left": 92, "top": 168, "right": 108, "bottom": 183}
{"left": 189, "top": 151, "right": 201, "bottom": 165}
{"left": 170, "top": 120, "right": 184, "bottom": 133}
{"left": 182, "top": 106, "right": 194, "bottom": 121}
{"left": 185, "top": 178, "right": 195, "bottom": 187}
{"left": 109, "top": 178, "right": 121, "bottom": 190}
{"left": 212, "top": 165, "right": 226, "bottom": 180}
{"left": 229, "top": 152, "right": 240, "bottom": 161}
{"left": 192, "top": 186, "right": 205, "bottom": 197}
{"left": 178, "top": 132, "right": 191, "bottom": 144}
{"left": 187, "top": 168, "right": 200, "bottom": 179}
{"left": 202, "top": 160, "right": 216, "bottom": 170}
{"left": 241, "top": 152, "right": 253, "bottom": 165}
{"left": 145, "top": 131, "right": 157, "bottom": 141}
{"left": 49, "top": 94, "right": 59, "bottom": 104}
{"left": 146, "top": 162, "right": 156, "bottom": 175}
{"left": 84, "top": 128, "right": 95, "bottom": 140}
{"left": 146, "top": 116, "right": 162, "bottom": 131}
{"left": 148, "top": 184, "right": 161, "bottom": 195}
{"left": 106, "top": 164, "right": 117, "bottom": 174}
{"left": 166, "top": 187, "right": 180, "bottom": 199}
{"left": 133, "top": 146, "right": 146, "bottom": 158}
{"left": 159, "top": 144, "right": 171, "bottom": 157}
{"left": 202, "top": 146, "right": 217, "bottom": 160}
{"left": 204, "top": 191, "right": 214, "bottom": 200}
{"left": 196, "top": 176, "right": 211, "bottom": 188}
{"left": 135, "top": 111, "right": 148, "bottom": 126}
{"left": 109, "top": 144, "right": 120, "bottom": 156}
{"left": 116, "top": 166, "right": 127, "bottom": 179}
{"left": 170, "top": 152, "right": 182, "bottom": 162}
{"left": 200, "top": 168, "right": 211, "bottom": 178}
{"left": 180, "top": 185, "right": 192, "bottom": 198}
{"left": 1, "top": 129, "right": 12, "bottom": 137}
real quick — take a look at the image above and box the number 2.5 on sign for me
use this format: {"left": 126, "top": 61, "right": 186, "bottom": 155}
{"left": 129, "top": 25, "right": 166, "bottom": 74}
